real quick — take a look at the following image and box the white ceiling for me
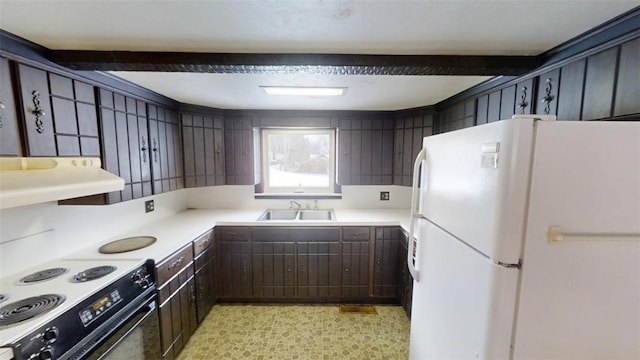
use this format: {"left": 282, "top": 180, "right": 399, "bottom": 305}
{"left": 0, "top": 1, "right": 637, "bottom": 110}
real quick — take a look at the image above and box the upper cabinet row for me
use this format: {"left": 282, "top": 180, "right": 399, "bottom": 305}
{"left": 0, "top": 56, "right": 184, "bottom": 204}
{"left": 438, "top": 37, "right": 640, "bottom": 132}
{"left": 1, "top": 59, "right": 99, "bottom": 157}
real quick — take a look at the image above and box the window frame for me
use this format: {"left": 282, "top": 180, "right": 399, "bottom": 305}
{"left": 260, "top": 128, "right": 337, "bottom": 194}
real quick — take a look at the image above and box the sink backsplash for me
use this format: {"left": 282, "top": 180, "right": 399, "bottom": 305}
{"left": 0, "top": 185, "right": 410, "bottom": 278}
{"left": 185, "top": 185, "right": 411, "bottom": 210}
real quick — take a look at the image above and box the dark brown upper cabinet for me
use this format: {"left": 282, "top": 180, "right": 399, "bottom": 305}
{"left": 0, "top": 57, "right": 20, "bottom": 156}
{"left": 224, "top": 115, "right": 254, "bottom": 185}
{"left": 338, "top": 117, "right": 394, "bottom": 186}
{"left": 614, "top": 38, "right": 640, "bottom": 117}
{"left": 16, "top": 64, "right": 55, "bottom": 156}
{"left": 148, "top": 105, "right": 184, "bottom": 193}
{"left": 182, "top": 113, "right": 225, "bottom": 188}
{"left": 16, "top": 63, "right": 99, "bottom": 157}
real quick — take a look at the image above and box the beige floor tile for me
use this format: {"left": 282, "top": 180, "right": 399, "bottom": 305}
{"left": 177, "top": 304, "right": 409, "bottom": 360}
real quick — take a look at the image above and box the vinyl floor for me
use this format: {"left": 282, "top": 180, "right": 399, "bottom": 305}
{"left": 177, "top": 304, "right": 410, "bottom": 360}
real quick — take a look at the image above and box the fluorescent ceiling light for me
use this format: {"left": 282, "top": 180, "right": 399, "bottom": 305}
{"left": 260, "top": 86, "right": 347, "bottom": 96}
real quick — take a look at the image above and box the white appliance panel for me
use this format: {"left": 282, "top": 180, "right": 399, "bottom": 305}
{"left": 420, "top": 119, "right": 535, "bottom": 264}
{"left": 409, "top": 219, "right": 519, "bottom": 360}
{"left": 513, "top": 121, "right": 640, "bottom": 359}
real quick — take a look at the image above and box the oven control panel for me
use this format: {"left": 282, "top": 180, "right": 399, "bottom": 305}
{"left": 78, "top": 290, "right": 122, "bottom": 327}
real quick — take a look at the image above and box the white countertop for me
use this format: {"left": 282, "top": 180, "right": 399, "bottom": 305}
{"left": 66, "top": 208, "right": 411, "bottom": 263}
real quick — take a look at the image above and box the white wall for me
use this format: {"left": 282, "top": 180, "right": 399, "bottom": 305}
{"left": 0, "top": 185, "right": 411, "bottom": 277}
{"left": 185, "top": 185, "right": 412, "bottom": 210}
{"left": 0, "top": 190, "right": 188, "bottom": 277}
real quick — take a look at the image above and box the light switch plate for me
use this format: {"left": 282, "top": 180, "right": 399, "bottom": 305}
{"left": 145, "top": 200, "right": 154, "bottom": 213}
{"left": 380, "top": 191, "right": 390, "bottom": 201}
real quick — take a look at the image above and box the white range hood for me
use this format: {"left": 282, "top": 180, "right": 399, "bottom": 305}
{"left": 0, "top": 157, "right": 125, "bottom": 209}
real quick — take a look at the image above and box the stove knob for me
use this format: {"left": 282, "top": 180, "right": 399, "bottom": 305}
{"left": 38, "top": 346, "right": 54, "bottom": 360}
{"left": 43, "top": 327, "right": 58, "bottom": 342}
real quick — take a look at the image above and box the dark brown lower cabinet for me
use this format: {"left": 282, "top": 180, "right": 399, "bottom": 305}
{"left": 373, "top": 227, "right": 400, "bottom": 298}
{"left": 156, "top": 245, "right": 196, "bottom": 359}
{"left": 252, "top": 241, "right": 296, "bottom": 298}
{"left": 214, "top": 226, "right": 406, "bottom": 306}
{"left": 397, "top": 230, "right": 414, "bottom": 319}
{"left": 297, "top": 241, "right": 341, "bottom": 298}
{"left": 193, "top": 229, "right": 215, "bottom": 323}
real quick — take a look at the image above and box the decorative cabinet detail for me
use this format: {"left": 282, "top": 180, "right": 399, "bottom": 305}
{"left": 148, "top": 104, "right": 184, "bottom": 193}
{"left": 0, "top": 57, "right": 20, "bottom": 156}
{"left": 193, "top": 229, "right": 216, "bottom": 323}
{"left": 15, "top": 63, "right": 99, "bottom": 157}
{"left": 156, "top": 244, "right": 196, "bottom": 360}
{"left": 97, "top": 89, "right": 151, "bottom": 203}
{"left": 182, "top": 112, "right": 225, "bottom": 187}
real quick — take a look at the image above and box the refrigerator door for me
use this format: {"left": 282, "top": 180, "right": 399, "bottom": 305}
{"left": 420, "top": 118, "right": 536, "bottom": 264}
{"left": 513, "top": 121, "right": 640, "bottom": 359}
{"left": 409, "top": 218, "right": 519, "bottom": 359}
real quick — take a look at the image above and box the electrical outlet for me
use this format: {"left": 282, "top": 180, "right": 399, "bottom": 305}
{"left": 380, "top": 191, "right": 390, "bottom": 201}
{"left": 145, "top": 200, "right": 154, "bottom": 213}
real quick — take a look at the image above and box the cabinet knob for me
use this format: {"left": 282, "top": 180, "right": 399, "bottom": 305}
{"left": 140, "top": 136, "right": 148, "bottom": 162}
{"left": 31, "top": 91, "right": 46, "bottom": 134}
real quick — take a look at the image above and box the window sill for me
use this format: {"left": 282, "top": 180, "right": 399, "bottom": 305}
{"left": 254, "top": 193, "right": 342, "bottom": 200}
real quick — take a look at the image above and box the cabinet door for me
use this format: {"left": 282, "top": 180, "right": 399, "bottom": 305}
{"left": 194, "top": 252, "right": 212, "bottom": 323}
{"left": 213, "top": 122, "right": 225, "bottom": 185}
{"left": 0, "top": 57, "right": 20, "bottom": 156}
{"left": 373, "top": 227, "right": 399, "bottom": 298}
{"left": 179, "top": 276, "right": 197, "bottom": 345}
{"left": 341, "top": 227, "right": 371, "bottom": 297}
{"left": 614, "top": 38, "right": 640, "bottom": 116}
{"left": 218, "top": 240, "right": 252, "bottom": 298}
{"left": 252, "top": 241, "right": 295, "bottom": 298}
{"left": 158, "top": 300, "right": 174, "bottom": 358}
{"left": 148, "top": 112, "right": 163, "bottom": 193}
{"left": 297, "top": 241, "right": 341, "bottom": 298}
{"left": 17, "top": 64, "right": 55, "bottom": 155}
{"left": 397, "top": 230, "right": 413, "bottom": 319}
{"left": 224, "top": 116, "right": 253, "bottom": 185}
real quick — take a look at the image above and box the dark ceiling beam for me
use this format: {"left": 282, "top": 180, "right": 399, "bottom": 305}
{"left": 46, "top": 51, "right": 541, "bottom": 76}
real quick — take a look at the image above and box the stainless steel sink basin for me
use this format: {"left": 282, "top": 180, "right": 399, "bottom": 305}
{"left": 258, "top": 209, "right": 336, "bottom": 221}
{"left": 258, "top": 209, "right": 299, "bottom": 220}
{"left": 298, "top": 210, "right": 336, "bottom": 220}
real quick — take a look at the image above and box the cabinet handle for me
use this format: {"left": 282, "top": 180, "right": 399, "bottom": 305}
{"left": 140, "top": 136, "right": 148, "bottom": 162}
{"left": 541, "top": 78, "right": 555, "bottom": 115}
{"left": 152, "top": 137, "right": 159, "bottom": 162}
{"left": 168, "top": 255, "right": 185, "bottom": 270}
{"left": 517, "top": 86, "right": 529, "bottom": 114}
{"left": 31, "top": 91, "right": 46, "bottom": 134}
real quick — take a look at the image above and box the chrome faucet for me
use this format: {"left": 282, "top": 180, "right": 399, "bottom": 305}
{"left": 289, "top": 200, "right": 302, "bottom": 209}
{"left": 313, "top": 199, "right": 319, "bottom": 210}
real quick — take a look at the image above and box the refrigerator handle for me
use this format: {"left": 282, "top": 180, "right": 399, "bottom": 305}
{"left": 408, "top": 147, "right": 427, "bottom": 282}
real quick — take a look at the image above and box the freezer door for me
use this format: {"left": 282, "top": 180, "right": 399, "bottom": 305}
{"left": 513, "top": 121, "right": 640, "bottom": 359}
{"left": 420, "top": 119, "right": 536, "bottom": 264}
{"left": 409, "top": 219, "right": 519, "bottom": 360}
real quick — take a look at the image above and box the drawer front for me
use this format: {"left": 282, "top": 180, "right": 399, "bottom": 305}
{"left": 251, "top": 227, "right": 339, "bottom": 242}
{"left": 217, "top": 227, "right": 251, "bottom": 241}
{"left": 156, "top": 245, "right": 194, "bottom": 286}
{"left": 194, "top": 249, "right": 210, "bottom": 271}
{"left": 193, "top": 229, "right": 213, "bottom": 257}
{"left": 342, "top": 227, "right": 370, "bottom": 241}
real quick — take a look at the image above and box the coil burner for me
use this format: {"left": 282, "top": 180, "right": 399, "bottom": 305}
{"left": 0, "top": 294, "right": 66, "bottom": 327}
{"left": 71, "top": 265, "right": 117, "bottom": 283}
{"left": 18, "top": 268, "right": 68, "bottom": 284}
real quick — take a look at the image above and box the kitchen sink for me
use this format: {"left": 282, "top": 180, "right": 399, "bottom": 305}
{"left": 258, "top": 209, "right": 336, "bottom": 221}
{"left": 258, "top": 209, "right": 299, "bottom": 220}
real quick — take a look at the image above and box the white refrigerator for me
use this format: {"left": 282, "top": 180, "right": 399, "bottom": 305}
{"left": 407, "top": 116, "right": 640, "bottom": 359}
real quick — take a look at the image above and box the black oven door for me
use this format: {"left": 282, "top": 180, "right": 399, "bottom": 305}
{"left": 67, "top": 296, "right": 161, "bottom": 360}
